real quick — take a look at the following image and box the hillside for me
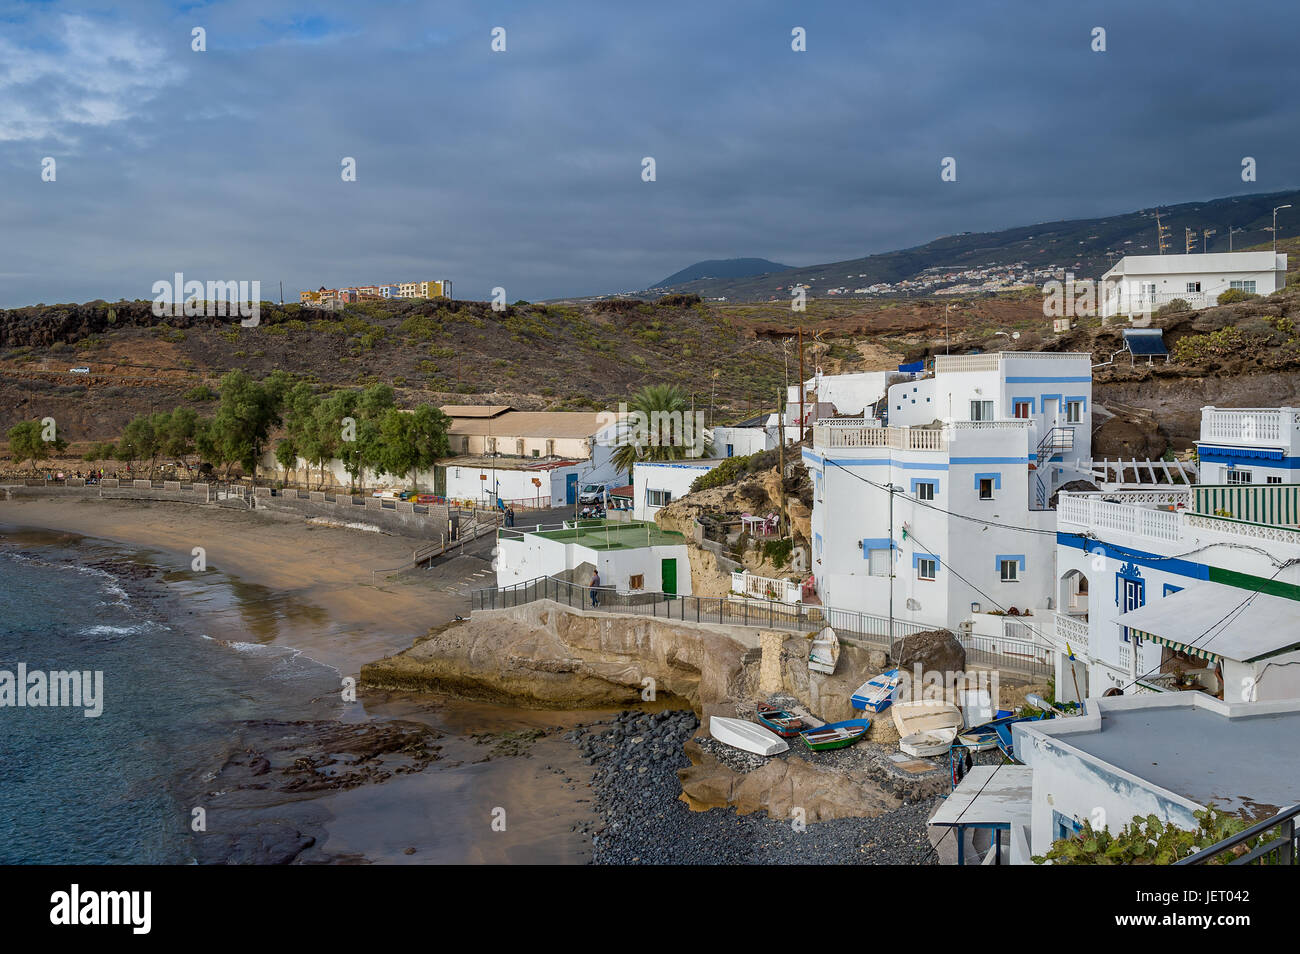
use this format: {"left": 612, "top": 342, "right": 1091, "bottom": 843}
{"left": 642, "top": 189, "right": 1300, "bottom": 302}
{"left": 654, "top": 258, "right": 792, "bottom": 289}
{"left": 4, "top": 279, "right": 1300, "bottom": 465}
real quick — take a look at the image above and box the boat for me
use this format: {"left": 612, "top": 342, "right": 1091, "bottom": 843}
{"left": 755, "top": 703, "right": 809, "bottom": 738}
{"left": 709, "top": 716, "right": 789, "bottom": 756}
{"left": 891, "top": 699, "right": 963, "bottom": 758}
{"left": 851, "top": 669, "right": 901, "bottom": 712}
{"left": 993, "top": 711, "right": 1050, "bottom": 761}
{"left": 956, "top": 712, "right": 1033, "bottom": 752}
{"left": 799, "top": 718, "right": 871, "bottom": 751}
{"left": 808, "top": 626, "right": 840, "bottom": 675}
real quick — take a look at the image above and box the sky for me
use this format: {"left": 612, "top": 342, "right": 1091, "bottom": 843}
{"left": 1, "top": 0, "right": 1298, "bottom": 307}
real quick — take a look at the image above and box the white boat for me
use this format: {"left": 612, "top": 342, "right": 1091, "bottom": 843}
{"left": 891, "top": 699, "right": 962, "bottom": 758}
{"left": 709, "top": 716, "right": 789, "bottom": 756}
{"left": 851, "top": 669, "right": 901, "bottom": 712}
{"left": 808, "top": 626, "right": 840, "bottom": 675}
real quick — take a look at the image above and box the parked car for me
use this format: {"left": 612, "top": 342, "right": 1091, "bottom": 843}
{"left": 578, "top": 483, "right": 607, "bottom": 505}
{"left": 69, "top": 366, "right": 90, "bottom": 374}
{"left": 415, "top": 494, "right": 439, "bottom": 504}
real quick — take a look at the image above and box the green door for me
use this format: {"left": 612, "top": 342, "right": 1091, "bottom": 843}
{"left": 434, "top": 466, "right": 446, "bottom": 497}
{"left": 661, "top": 558, "right": 677, "bottom": 598}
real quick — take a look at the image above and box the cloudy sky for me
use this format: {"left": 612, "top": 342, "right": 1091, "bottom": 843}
{"left": 1, "top": 0, "right": 1297, "bottom": 307}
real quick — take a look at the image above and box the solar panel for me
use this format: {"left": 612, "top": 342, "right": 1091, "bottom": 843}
{"left": 1123, "top": 329, "right": 1168, "bottom": 356}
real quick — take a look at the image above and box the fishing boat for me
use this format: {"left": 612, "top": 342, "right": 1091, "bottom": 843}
{"left": 798, "top": 718, "right": 871, "bottom": 751}
{"left": 956, "top": 712, "right": 1032, "bottom": 752}
{"left": 850, "top": 669, "right": 901, "bottom": 713}
{"left": 709, "top": 716, "right": 789, "bottom": 756}
{"left": 755, "top": 703, "right": 809, "bottom": 738}
{"left": 993, "top": 711, "right": 1050, "bottom": 761}
{"left": 808, "top": 626, "right": 840, "bottom": 675}
{"left": 891, "top": 699, "right": 963, "bottom": 758}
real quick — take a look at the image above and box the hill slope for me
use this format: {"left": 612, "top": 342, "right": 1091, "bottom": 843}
{"left": 648, "top": 189, "right": 1300, "bottom": 302}
{"left": 655, "top": 258, "right": 792, "bottom": 288}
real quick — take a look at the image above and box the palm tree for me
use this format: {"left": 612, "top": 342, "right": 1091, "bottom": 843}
{"left": 610, "top": 384, "right": 713, "bottom": 478}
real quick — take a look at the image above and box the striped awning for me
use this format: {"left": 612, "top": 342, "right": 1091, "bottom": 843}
{"left": 1115, "top": 585, "right": 1300, "bottom": 663}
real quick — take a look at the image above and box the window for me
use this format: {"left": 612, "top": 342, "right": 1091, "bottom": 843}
{"left": 1000, "top": 559, "right": 1019, "bottom": 583}
{"left": 970, "top": 400, "right": 994, "bottom": 421}
{"left": 725, "top": 443, "right": 735, "bottom": 457}
{"left": 868, "top": 548, "right": 891, "bottom": 577}
{"left": 1013, "top": 400, "right": 1031, "bottom": 419}
{"left": 1268, "top": 475, "right": 1283, "bottom": 484}
{"left": 1065, "top": 400, "right": 1082, "bottom": 423}
{"left": 647, "top": 489, "right": 672, "bottom": 507}
{"left": 1186, "top": 281, "right": 1201, "bottom": 293}
{"left": 485, "top": 438, "right": 496, "bottom": 455}
{"left": 1230, "top": 280, "right": 1257, "bottom": 293}
{"left": 1226, "top": 469, "right": 1253, "bottom": 484}
{"left": 979, "top": 478, "right": 995, "bottom": 500}
{"left": 916, "top": 558, "right": 937, "bottom": 581}
{"left": 629, "top": 574, "right": 644, "bottom": 590}
{"left": 916, "top": 482, "right": 935, "bottom": 501}
{"left": 532, "top": 449, "right": 540, "bottom": 457}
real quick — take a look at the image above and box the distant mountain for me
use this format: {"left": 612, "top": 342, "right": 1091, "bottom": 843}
{"left": 654, "top": 258, "right": 792, "bottom": 288}
{"left": 645, "top": 189, "right": 1300, "bottom": 302}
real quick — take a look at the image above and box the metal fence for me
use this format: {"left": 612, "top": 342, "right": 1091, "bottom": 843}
{"left": 471, "top": 575, "right": 1054, "bottom": 678}
{"left": 1177, "top": 805, "right": 1300, "bottom": 865}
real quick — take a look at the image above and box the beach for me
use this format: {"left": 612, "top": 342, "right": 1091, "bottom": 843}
{"left": 0, "top": 496, "right": 605, "bottom": 864}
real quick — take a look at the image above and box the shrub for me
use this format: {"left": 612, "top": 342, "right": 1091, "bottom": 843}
{"left": 1154, "top": 298, "right": 1190, "bottom": 316}
{"left": 1034, "top": 806, "right": 1257, "bottom": 865}
{"left": 761, "top": 537, "right": 793, "bottom": 567}
{"left": 1217, "top": 288, "right": 1260, "bottom": 305}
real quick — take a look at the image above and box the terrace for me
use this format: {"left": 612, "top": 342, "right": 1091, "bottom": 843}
{"left": 1058, "top": 484, "right": 1300, "bottom": 546}
{"left": 499, "top": 518, "right": 685, "bottom": 550}
{"left": 812, "top": 418, "right": 1032, "bottom": 451}
{"left": 1199, "top": 407, "right": 1300, "bottom": 455}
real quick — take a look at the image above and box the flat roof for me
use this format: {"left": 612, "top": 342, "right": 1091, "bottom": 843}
{"left": 1103, "top": 251, "right": 1283, "bottom": 279}
{"left": 1019, "top": 695, "right": 1300, "bottom": 819}
{"left": 441, "top": 405, "right": 513, "bottom": 418}
{"left": 442, "top": 455, "right": 580, "bottom": 471}
{"left": 929, "top": 765, "right": 1034, "bottom": 828}
{"left": 447, "top": 409, "right": 607, "bottom": 439}
{"left": 520, "top": 519, "right": 684, "bottom": 550}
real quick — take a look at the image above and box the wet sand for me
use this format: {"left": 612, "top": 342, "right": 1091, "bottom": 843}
{"left": 0, "top": 496, "right": 605, "bottom": 864}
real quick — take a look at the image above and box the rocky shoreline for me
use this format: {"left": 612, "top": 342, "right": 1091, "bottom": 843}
{"left": 568, "top": 708, "right": 944, "bottom": 865}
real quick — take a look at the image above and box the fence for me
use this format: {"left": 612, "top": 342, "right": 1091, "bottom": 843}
{"left": 472, "top": 575, "right": 1054, "bottom": 677}
{"left": 1058, "top": 492, "right": 1183, "bottom": 543}
{"left": 731, "top": 570, "right": 802, "bottom": 604}
{"left": 1177, "top": 804, "right": 1300, "bottom": 865}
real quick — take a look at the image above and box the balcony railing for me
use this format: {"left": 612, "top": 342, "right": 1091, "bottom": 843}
{"left": 1200, "top": 407, "right": 1300, "bottom": 449}
{"left": 813, "top": 424, "right": 947, "bottom": 450}
{"left": 1058, "top": 493, "right": 1183, "bottom": 543}
{"left": 1054, "top": 612, "right": 1089, "bottom": 652}
{"left": 1193, "top": 483, "right": 1300, "bottom": 527}
{"left": 731, "top": 570, "right": 802, "bottom": 604}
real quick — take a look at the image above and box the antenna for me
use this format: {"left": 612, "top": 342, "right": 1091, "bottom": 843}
{"left": 1184, "top": 227, "right": 1196, "bottom": 254}
{"left": 1201, "top": 228, "right": 1216, "bottom": 254}
{"left": 1154, "top": 209, "right": 1170, "bottom": 255}
{"left": 1228, "top": 226, "right": 1246, "bottom": 251}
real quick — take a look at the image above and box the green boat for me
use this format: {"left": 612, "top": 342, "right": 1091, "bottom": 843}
{"left": 798, "top": 718, "right": 871, "bottom": 751}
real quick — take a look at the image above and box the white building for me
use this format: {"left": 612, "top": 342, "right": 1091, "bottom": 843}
{"left": 1100, "top": 251, "right": 1287, "bottom": 317}
{"left": 1053, "top": 407, "right": 1300, "bottom": 703}
{"left": 444, "top": 406, "right": 624, "bottom": 491}
{"left": 804, "top": 419, "right": 1056, "bottom": 635}
{"left": 1007, "top": 693, "right": 1300, "bottom": 863}
{"left": 887, "top": 352, "right": 1094, "bottom": 507}
{"left": 442, "top": 456, "right": 581, "bottom": 507}
{"left": 632, "top": 459, "right": 725, "bottom": 522}
{"left": 494, "top": 519, "right": 693, "bottom": 596}
{"left": 713, "top": 421, "right": 772, "bottom": 458}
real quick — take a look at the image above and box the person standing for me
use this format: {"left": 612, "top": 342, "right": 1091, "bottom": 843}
{"left": 590, "top": 569, "right": 600, "bottom": 607}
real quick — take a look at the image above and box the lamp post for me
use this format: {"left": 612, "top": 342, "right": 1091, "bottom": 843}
{"left": 886, "top": 483, "right": 903, "bottom": 641}
{"left": 1273, "top": 205, "right": 1292, "bottom": 253}
{"left": 1228, "top": 226, "right": 1245, "bottom": 251}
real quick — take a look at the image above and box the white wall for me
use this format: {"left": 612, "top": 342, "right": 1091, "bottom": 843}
{"left": 633, "top": 460, "right": 720, "bottom": 521}
{"left": 713, "top": 426, "right": 771, "bottom": 457}
{"left": 444, "top": 462, "right": 576, "bottom": 506}
{"left": 494, "top": 531, "right": 692, "bottom": 595}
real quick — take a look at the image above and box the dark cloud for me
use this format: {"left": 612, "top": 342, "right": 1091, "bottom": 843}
{"left": 2, "top": 0, "right": 1297, "bottom": 306}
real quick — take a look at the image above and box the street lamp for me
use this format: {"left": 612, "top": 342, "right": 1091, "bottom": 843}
{"left": 886, "top": 483, "right": 904, "bottom": 640}
{"left": 1273, "top": 205, "right": 1292, "bottom": 253}
{"left": 1228, "top": 226, "right": 1246, "bottom": 251}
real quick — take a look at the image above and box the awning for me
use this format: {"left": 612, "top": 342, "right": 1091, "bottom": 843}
{"left": 1115, "top": 584, "right": 1300, "bottom": 663}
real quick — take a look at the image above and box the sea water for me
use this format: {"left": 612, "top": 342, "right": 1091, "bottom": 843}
{"left": 0, "top": 543, "right": 341, "bottom": 864}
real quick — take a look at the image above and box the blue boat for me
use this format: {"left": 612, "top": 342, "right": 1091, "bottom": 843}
{"left": 990, "top": 712, "right": 1050, "bottom": 761}
{"left": 851, "top": 669, "right": 901, "bottom": 712}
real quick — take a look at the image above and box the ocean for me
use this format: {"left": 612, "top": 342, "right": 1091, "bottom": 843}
{"left": 0, "top": 536, "right": 343, "bottom": 864}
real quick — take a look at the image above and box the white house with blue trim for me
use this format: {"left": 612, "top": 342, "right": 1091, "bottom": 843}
{"left": 632, "top": 458, "right": 726, "bottom": 521}
{"left": 887, "top": 351, "right": 1095, "bottom": 508}
{"left": 804, "top": 419, "right": 1057, "bottom": 635}
{"left": 1052, "top": 407, "right": 1300, "bottom": 704}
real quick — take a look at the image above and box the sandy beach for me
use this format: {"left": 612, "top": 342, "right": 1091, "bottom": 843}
{"left": 0, "top": 495, "right": 605, "bottom": 864}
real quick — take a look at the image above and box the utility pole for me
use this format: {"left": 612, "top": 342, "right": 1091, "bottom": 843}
{"left": 1184, "top": 227, "right": 1196, "bottom": 254}
{"left": 1229, "top": 226, "right": 1246, "bottom": 251}
{"left": 798, "top": 326, "right": 806, "bottom": 443}
{"left": 1273, "top": 205, "right": 1292, "bottom": 253}
{"left": 777, "top": 386, "right": 786, "bottom": 537}
{"left": 279, "top": 281, "right": 284, "bottom": 306}
{"left": 1154, "top": 209, "right": 1169, "bottom": 254}
{"left": 1202, "top": 228, "right": 1215, "bottom": 254}
{"left": 887, "top": 483, "right": 899, "bottom": 640}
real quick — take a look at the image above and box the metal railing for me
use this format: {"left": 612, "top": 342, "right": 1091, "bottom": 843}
{"left": 472, "top": 575, "right": 1054, "bottom": 677}
{"left": 1177, "top": 805, "right": 1300, "bottom": 865}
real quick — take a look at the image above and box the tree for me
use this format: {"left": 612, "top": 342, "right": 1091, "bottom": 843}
{"left": 375, "top": 404, "right": 451, "bottom": 490}
{"left": 202, "top": 370, "right": 289, "bottom": 478}
{"left": 609, "top": 384, "right": 713, "bottom": 478}
{"left": 8, "top": 420, "right": 68, "bottom": 473}
{"left": 116, "top": 414, "right": 160, "bottom": 475}
{"left": 82, "top": 441, "right": 117, "bottom": 470}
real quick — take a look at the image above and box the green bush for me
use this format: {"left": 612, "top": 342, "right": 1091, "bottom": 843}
{"left": 1217, "top": 288, "right": 1260, "bottom": 305}
{"left": 690, "top": 453, "right": 755, "bottom": 492}
{"left": 1034, "top": 806, "right": 1257, "bottom": 865}
{"left": 1154, "top": 298, "right": 1190, "bottom": 317}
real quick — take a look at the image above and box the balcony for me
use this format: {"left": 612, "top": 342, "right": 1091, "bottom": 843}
{"left": 1057, "top": 493, "right": 1182, "bottom": 544}
{"left": 1053, "top": 612, "right": 1089, "bottom": 652}
{"left": 1200, "top": 407, "right": 1300, "bottom": 452}
{"left": 813, "top": 424, "right": 947, "bottom": 451}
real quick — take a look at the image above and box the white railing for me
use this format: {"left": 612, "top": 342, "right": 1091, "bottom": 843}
{"left": 731, "top": 570, "right": 802, "bottom": 604}
{"left": 1200, "top": 407, "right": 1300, "bottom": 449}
{"left": 813, "top": 424, "right": 947, "bottom": 451}
{"left": 935, "top": 354, "right": 1001, "bottom": 373}
{"left": 1075, "top": 487, "right": 1192, "bottom": 506}
{"left": 817, "top": 417, "right": 880, "bottom": 428}
{"left": 1058, "top": 493, "right": 1183, "bottom": 543}
{"left": 1054, "top": 612, "right": 1089, "bottom": 652}
{"left": 948, "top": 419, "right": 1036, "bottom": 430}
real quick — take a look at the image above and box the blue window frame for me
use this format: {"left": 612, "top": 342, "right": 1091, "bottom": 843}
{"left": 910, "top": 478, "right": 939, "bottom": 500}
{"left": 1052, "top": 810, "right": 1083, "bottom": 841}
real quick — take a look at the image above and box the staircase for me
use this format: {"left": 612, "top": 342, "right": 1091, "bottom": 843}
{"left": 1036, "top": 426, "right": 1075, "bottom": 468}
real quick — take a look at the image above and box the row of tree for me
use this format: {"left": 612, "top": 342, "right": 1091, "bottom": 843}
{"left": 7, "top": 370, "right": 452, "bottom": 492}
